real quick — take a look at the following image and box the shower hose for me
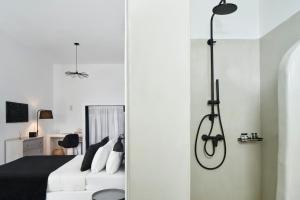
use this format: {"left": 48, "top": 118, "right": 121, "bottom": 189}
{"left": 194, "top": 100, "right": 227, "bottom": 170}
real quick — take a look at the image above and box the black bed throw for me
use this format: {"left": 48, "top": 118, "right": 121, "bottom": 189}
{"left": 0, "top": 155, "right": 75, "bottom": 200}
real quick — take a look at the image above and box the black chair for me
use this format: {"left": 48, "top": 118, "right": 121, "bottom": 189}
{"left": 58, "top": 134, "right": 79, "bottom": 155}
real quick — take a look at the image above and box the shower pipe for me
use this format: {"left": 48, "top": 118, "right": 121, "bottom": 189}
{"left": 194, "top": 0, "right": 237, "bottom": 170}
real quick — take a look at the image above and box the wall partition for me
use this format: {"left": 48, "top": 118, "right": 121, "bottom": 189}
{"left": 126, "top": 0, "right": 190, "bottom": 199}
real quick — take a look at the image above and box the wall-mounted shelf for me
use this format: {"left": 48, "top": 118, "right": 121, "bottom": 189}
{"left": 237, "top": 137, "right": 263, "bottom": 143}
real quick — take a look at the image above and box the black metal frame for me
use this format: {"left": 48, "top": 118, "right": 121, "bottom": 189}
{"left": 85, "top": 106, "right": 90, "bottom": 150}
{"left": 85, "top": 105, "right": 125, "bottom": 150}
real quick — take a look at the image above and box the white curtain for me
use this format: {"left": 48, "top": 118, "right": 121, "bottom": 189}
{"left": 88, "top": 105, "right": 124, "bottom": 145}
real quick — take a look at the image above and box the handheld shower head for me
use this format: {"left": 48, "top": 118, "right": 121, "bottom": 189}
{"left": 213, "top": 1, "right": 237, "bottom": 15}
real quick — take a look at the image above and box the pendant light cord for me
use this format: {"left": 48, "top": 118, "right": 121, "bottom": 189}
{"left": 65, "top": 42, "right": 88, "bottom": 78}
{"left": 75, "top": 44, "right": 78, "bottom": 72}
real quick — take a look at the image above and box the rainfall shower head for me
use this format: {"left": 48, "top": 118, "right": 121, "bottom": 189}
{"left": 213, "top": 1, "right": 237, "bottom": 15}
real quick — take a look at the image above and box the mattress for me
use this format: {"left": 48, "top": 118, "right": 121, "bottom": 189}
{"left": 86, "top": 166, "right": 125, "bottom": 191}
{"left": 47, "top": 155, "right": 125, "bottom": 193}
{"left": 47, "top": 155, "right": 89, "bottom": 192}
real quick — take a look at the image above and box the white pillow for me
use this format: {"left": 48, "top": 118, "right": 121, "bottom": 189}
{"left": 106, "top": 151, "right": 124, "bottom": 174}
{"left": 91, "top": 140, "right": 115, "bottom": 173}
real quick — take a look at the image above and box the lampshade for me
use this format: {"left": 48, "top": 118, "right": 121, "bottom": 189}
{"left": 39, "top": 110, "right": 53, "bottom": 119}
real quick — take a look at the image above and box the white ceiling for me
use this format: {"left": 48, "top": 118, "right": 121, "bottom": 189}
{"left": 191, "top": 0, "right": 300, "bottom": 39}
{"left": 0, "top": 0, "right": 125, "bottom": 64}
{"left": 260, "top": 0, "right": 300, "bottom": 36}
{"left": 191, "top": 0, "right": 260, "bottom": 39}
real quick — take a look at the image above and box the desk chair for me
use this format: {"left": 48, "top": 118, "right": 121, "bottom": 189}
{"left": 58, "top": 134, "right": 79, "bottom": 155}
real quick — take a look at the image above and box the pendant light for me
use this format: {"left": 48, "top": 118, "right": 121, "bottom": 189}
{"left": 65, "top": 42, "right": 89, "bottom": 78}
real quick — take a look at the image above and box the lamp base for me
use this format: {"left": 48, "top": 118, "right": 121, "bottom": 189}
{"left": 29, "top": 132, "right": 37, "bottom": 138}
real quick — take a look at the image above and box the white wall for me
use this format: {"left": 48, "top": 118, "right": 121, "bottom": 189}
{"left": 191, "top": 0, "right": 260, "bottom": 39}
{"left": 191, "top": 39, "right": 261, "bottom": 200}
{"left": 260, "top": 0, "right": 300, "bottom": 37}
{"left": 260, "top": 11, "right": 300, "bottom": 200}
{"left": 0, "top": 33, "right": 53, "bottom": 164}
{"left": 191, "top": 0, "right": 300, "bottom": 39}
{"left": 53, "top": 64, "right": 124, "bottom": 133}
{"left": 127, "top": 0, "right": 190, "bottom": 198}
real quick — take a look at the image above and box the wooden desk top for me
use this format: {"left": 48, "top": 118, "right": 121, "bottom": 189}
{"left": 5, "top": 136, "right": 43, "bottom": 142}
{"left": 47, "top": 133, "right": 83, "bottom": 138}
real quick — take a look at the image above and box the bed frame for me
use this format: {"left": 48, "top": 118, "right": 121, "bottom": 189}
{"left": 47, "top": 191, "right": 95, "bottom": 200}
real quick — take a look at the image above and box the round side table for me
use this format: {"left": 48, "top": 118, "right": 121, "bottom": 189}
{"left": 92, "top": 189, "right": 125, "bottom": 200}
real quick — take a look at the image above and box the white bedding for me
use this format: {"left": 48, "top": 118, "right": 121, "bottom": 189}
{"left": 47, "top": 155, "right": 88, "bottom": 192}
{"left": 47, "top": 155, "right": 125, "bottom": 193}
{"left": 86, "top": 166, "right": 125, "bottom": 191}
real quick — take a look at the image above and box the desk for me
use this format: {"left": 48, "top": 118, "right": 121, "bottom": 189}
{"left": 46, "top": 134, "right": 83, "bottom": 155}
{"left": 5, "top": 136, "right": 44, "bottom": 163}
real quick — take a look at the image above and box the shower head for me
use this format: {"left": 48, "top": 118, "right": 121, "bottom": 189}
{"left": 213, "top": 1, "right": 237, "bottom": 15}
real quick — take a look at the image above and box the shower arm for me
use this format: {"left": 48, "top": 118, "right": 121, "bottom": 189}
{"left": 207, "top": 0, "right": 233, "bottom": 121}
{"left": 207, "top": 0, "right": 224, "bottom": 120}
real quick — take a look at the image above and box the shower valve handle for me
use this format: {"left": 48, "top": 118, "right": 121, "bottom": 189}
{"left": 202, "top": 134, "right": 224, "bottom": 147}
{"left": 208, "top": 113, "right": 218, "bottom": 121}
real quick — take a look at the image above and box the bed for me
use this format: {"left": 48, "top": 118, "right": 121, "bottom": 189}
{"left": 47, "top": 155, "right": 125, "bottom": 199}
{"left": 0, "top": 155, "right": 125, "bottom": 200}
{"left": 0, "top": 155, "right": 74, "bottom": 200}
